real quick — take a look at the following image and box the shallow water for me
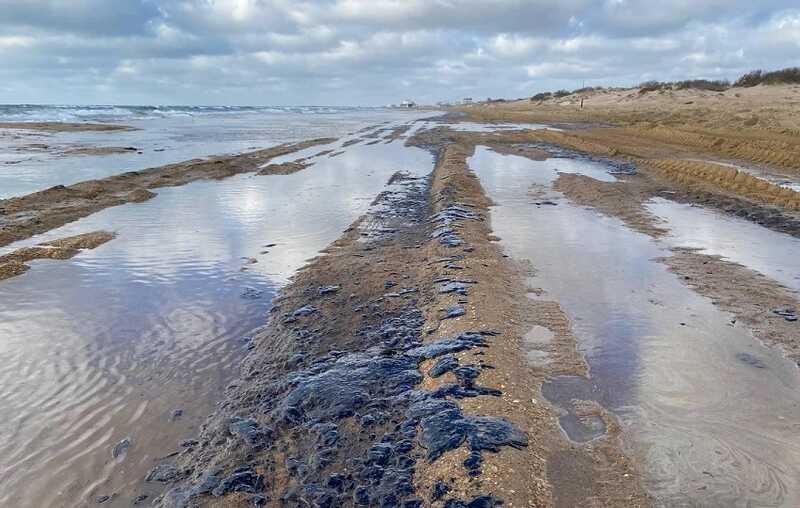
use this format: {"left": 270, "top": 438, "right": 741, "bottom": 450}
{"left": 648, "top": 197, "right": 800, "bottom": 291}
{"left": 0, "top": 139, "right": 433, "bottom": 507}
{"left": 470, "top": 146, "right": 800, "bottom": 507}
{"left": 0, "top": 108, "right": 430, "bottom": 199}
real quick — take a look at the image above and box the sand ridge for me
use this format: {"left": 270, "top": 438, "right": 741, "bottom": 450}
{"left": 0, "top": 230, "right": 116, "bottom": 280}
{"left": 0, "top": 138, "right": 336, "bottom": 249}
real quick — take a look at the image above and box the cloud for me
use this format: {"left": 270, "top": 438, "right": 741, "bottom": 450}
{"left": 0, "top": 0, "right": 799, "bottom": 105}
{"left": 0, "top": 0, "right": 162, "bottom": 36}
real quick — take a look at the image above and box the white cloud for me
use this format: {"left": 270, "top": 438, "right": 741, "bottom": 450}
{"left": 0, "top": 1, "right": 799, "bottom": 105}
{"left": 0, "top": 36, "right": 35, "bottom": 50}
{"left": 526, "top": 61, "right": 594, "bottom": 78}
{"left": 488, "top": 34, "right": 541, "bottom": 58}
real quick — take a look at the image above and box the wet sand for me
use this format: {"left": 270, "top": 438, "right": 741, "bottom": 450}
{"left": 456, "top": 85, "right": 800, "bottom": 213}
{"left": 147, "top": 128, "right": 649, "bottom": 508}
{"left": 0, "top": 230, "right": 115, "bottom": 280}
{"left": 661, "top": 249, "right": 800, "bottom": 361}
{"left": 415, "top": 104, "right": 800, "bottom": 370}
{"left": 549, "top": 169, "right": 800, "bottom": 362}
{"left": 61, "top": 146, "right": 142, "bottom": 156}
{"left": 9, "top": 143, "right": 140, "bottom": 158}
{"left": 3, "top": 109, "right": 799, "bottom": 506}
{"left": 102, "top": 118, "right": 796, "bottom": 507}
{"left": 468, "top": 144, "right": 800, "bottom": 506}
{"left": 0, "top": 122, "right": 135, "bottom": 132}
{"left": 0, "top": 130, "right": 435, "bottom": 507}
{"left": 0, "top": 138, "right": 335, "bottom": 248}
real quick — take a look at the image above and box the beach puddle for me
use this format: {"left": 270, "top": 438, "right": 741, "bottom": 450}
{"left": 541, "top": 376, "right": 608, "bottom": 443}
{"left": 0, "top": 109, "right": 432, "bottom": 199}
{"left": 470, "top": 146, "right": 800, "bottom": 507}
{"left": 647, "top": 197, "right": 800, "bottom": 291}
{"left": 0, "top": 141, "right": 433, "bottom": 507}
{"left": 523, "top": 326, "right": 554, "bottom": 368}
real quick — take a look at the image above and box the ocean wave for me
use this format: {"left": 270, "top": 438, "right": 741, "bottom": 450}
{"left": 0, "top": 105, "right": 381, "bottom": 123}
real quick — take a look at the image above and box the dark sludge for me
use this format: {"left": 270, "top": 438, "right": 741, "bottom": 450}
{"left": 159, "top": 308, "right": 526, "bottom": 507}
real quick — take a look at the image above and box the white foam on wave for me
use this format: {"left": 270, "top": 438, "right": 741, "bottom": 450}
{"left": 0, "top": 105, "right": 382, "bottom": 123}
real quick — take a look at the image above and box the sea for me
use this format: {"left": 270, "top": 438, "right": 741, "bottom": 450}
{"left": 0, "top": 104, "right": 423, "bottom": 199}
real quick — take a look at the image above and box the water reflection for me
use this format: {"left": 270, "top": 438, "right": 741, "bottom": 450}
{"left": 0, "top": 140, "right": 433, "bottom": 507}
{"left": 648, "top": 197, "right": 800, "bottom": 291}
{"left": 0, "top": 109, "right": 432, "bottom": 199}
{"left": 470, "top": 146, "right": 800, "bottom": 507}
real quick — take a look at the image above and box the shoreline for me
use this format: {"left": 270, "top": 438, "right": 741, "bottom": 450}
{"left": 0, "top": 137, "right": 336, "bottom": 250}
{"left": 0, "top": 230, "right": 116, "bottom": 281}
{"left": 0, "top": 121, "right": 136, "bottom": 132}
{"left": 69, "top": 117, "right": 796, "bottom": 507}
{"left": 2, "top": 110, "right": 798, "bottom": 505}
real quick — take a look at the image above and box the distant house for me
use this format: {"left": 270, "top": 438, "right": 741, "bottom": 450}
{"left": 462, "top": 97, "right": 473, "bottom": 105}
{"left": 400, "top": 100, "right": 416, "bottom": 108}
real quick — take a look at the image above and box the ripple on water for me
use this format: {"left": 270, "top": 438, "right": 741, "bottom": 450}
{"left": 0, "top": 109, "right": 436, "bottom": 199}
{"left": 0, "top": 134, "right": 434, "bottom": 507}
{"left": 470, "top": 145, "right": 800, "bottom": 507}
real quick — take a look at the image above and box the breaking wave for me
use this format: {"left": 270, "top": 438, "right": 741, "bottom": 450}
{"left": 0, "top": 104, "right": 380, "bottom": 123}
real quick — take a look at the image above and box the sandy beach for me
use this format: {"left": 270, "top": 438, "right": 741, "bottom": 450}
{"left": 0, "top": 89, "right": 799, "bottom": 508}
{"left": 142, "top": 88, "right": 800, "bottom": 507}
{"left": 6, "top": 1, "right": 800, "bottom": 506}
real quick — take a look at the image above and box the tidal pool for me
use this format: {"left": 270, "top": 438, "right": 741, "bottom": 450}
{"left": 0, "top": 139, "right": 433, "bottom": 507}
{"left": 0, "top": 108, "right": 431, "bottom": 199}
{"left": 470, "top": 146, "right": 800, "bottom": 507}
{"left": 647, "top": 197, "right": 800, "bottom": 291}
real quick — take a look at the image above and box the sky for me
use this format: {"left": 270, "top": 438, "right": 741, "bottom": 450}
{"left": 0, "top": 0, "right": 799, "bottom": 106}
